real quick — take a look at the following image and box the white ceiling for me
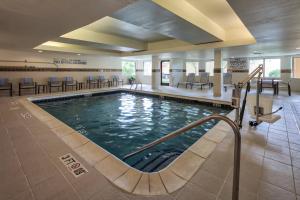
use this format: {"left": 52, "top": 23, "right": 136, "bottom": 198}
{"left": 1, "top": 0, "right": 300, "bottom": 59}
{"left": 0, "top": 0, "right": 137, "bottom": 50}
{"left": 84, "top": 16, "right": 170, "bottom": 42}
{"left": 127, "top": 0, "right": 300, "bottom": 60}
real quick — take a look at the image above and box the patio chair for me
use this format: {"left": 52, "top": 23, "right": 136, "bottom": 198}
{"left": 87, "top": 76, "right": 98, "bottom": 89}
{"left": 177, "top": 73, "right": 195, "bottom": 89}
{"left": 192, "top": 72, "right": 210, "bottom": 90}
{"left": 98, "top": 75, "right": 110, "bottom": 88}
{"left": 48, "top": 77, "right": 63, "bottom": 93}
{"left": 19, "top": 78, "right": 36, "bottom": 96}
{"left": 0, "top": 78, "right": 13, "bottom": 96}
{"left": 223, "top": 73, "right": 234, "bottom": 92}
{"left": 63, "top": 76, "right": 78, "bottom": 91}
{"left": 112, "top": 75, "right": 123, "bottom": 87}
{"left": 259, "top": 78, "right": 276, "bottom": 95}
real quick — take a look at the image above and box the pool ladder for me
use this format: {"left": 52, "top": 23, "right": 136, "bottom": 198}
{"left": 123, "top": 114, "right": 241, "bottom": 200}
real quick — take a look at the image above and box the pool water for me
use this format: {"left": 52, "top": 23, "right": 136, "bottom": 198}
{"left": 36, "top": 92, "right": 231, "bottom": 172}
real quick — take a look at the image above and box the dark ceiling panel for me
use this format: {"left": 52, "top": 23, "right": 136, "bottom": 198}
{"left": 112, "top": 0, "right": 221, "bottom": 44}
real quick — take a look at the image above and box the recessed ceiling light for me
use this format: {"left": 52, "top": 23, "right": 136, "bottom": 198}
{"left": 38, "top": 50, "right": 43, "bottom": 53}
{"left": 296, "top": 47, "right": 300, "bottom": 50}
{"left": 77, "top": 53, "right": 81, "bottom": 56}
{"left": 253, "top": 51, "right": 262, "bottom": 55}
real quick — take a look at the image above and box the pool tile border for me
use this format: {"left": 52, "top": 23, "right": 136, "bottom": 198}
{"left": 19, "top": 88, "right": 233, "bottom": 195}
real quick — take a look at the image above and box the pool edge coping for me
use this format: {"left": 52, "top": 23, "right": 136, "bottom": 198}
{"left": 19, "top": 88, "right": 235, "bottom": 196}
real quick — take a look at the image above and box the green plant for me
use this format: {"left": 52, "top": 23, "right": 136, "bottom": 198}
{"left": 128, "top": 76, "right": 135, "bottom": 84}
{"left": 122, "top": 61, "right": 136, "bottom": 77}
{"left": 268, "top": 69, "right": 280, "bottom": 77}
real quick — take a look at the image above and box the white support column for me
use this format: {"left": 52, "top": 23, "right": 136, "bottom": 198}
{"left": 213, "top": 49, "right": 222, "bottom": 97}
{"left": 152, "top": 55, "right": 160, "bottom": 89}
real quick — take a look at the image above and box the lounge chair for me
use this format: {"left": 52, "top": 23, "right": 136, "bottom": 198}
{"left": 259, "top": 78, "right": 276, "bottom": 95}
{"left": 0, "top": 78, "right": 13, "bottom": 96}
{"left": 63, "top": 76, "right": 77, "bottom": 91}
{"left": 177, "top": 73, "right": 195, "bottom": 89}
{"left": 192, "top": 72, "right": 210, "bottom": 90}
{"left": 223, "top": 73, "right": 234, "bottom": 92}
{"left": 48, "top": 77, "right": 63, "bottom": 93}
{"left": 87, "top": 76, "right": 98, "bottom": 89}
{"left": 19, "top": 78, "right": 36, "bottom": 96}
{"left": 98, "top": 75, "right": 110, "bottom": 88}
{"left": 112, "top": 75, "right": 123, "bottom": 87}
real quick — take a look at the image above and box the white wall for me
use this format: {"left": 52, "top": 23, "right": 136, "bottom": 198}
{"left": 135, "top": 60, "right": 152, "bottom": 85}
{"left": 0, "top": 49, "right": 123, "bottom": 94}
{"left": 135, "top": 55, "right": 300, "bottom": 92}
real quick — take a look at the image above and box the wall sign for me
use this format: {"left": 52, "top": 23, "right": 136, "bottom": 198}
{"left": 228, "top": 58, "right": 248, "bottom": 70}
{"left": 59, "top": 153, "right": 88, "bottom": 178}
{"left": 53, "top": 58, "right": 87, "bottom": 65}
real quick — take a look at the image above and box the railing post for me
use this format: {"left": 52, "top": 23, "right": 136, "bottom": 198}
{"left": 123, "top": 114, "right": 241, "bottom": 200}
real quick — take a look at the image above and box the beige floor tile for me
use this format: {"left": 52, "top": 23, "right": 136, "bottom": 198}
{"left": 71, "top": 170, "right": 113, "bottom": 200}
{"left": 159, "top": 169, "right": 187, "bottom": 193}
{"left": 11, "top": 190, "right": 34, "bottom": 200}
{"left": 264, "top": 150, "right": 291, "bottom": 165}
{"left": 133, "top": 173, "right": 149, "bottom": 195}
{"left": 94, "top": 155, "right": 129, "bottom": 182}
{"left": 190, "top": 169, "right": 223, "bottom": 195}
{"left": 74, "top": 142, "right": 109, "bottom": 166}
{"left": 0, "top": 169, "right": 29, "bottom": 200}
{"left": 218, "top": 180, "right": 257, "bottom": 200}
{"left": 114, "top": 168, "right": 142, "bottom": 192}
{"left": 52, "top": 125, "right": 75, "bottom": 138}
{"left": 189, "top": 138, "right": 217, "bottom": 158}
{"left": 176, "top": 183, "right": 216, "bottom": 200}
{"left": 262, "top": 158, "right": 294, "bottom": 192}
{"left": 258, "top": 181, "right": 296, "bottom": 200}
{"left": 169, "top": 150, "right": 205, "bottom": 180}
{"left": 149, "top": 173, "right": 167, "bottom": 195}
{"left": 32, "top": 173, "right": 79, "bottom": 200}
{"left": 61, "top": 132, "right": 89, "bottom": 149}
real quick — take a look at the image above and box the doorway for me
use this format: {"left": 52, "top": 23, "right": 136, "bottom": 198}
{"left": 161, "top": 60, "right": 170, "bottom": 86}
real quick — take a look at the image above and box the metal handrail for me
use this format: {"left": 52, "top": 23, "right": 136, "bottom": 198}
{"left": 123, "top": 114, "right": 241, "bottom": 200}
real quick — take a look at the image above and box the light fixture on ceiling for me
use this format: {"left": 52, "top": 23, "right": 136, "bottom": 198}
{"left": 77, "top": 53, "right": 81, "bottom": 56}
{"left": 253, "top": 51, "right": 262, "bottom": 55}
{"left": 296, "top": 47, "right": 300, "bottom": 50}
{"left": 38, "top": 50, "right": 43, "bottom": 53}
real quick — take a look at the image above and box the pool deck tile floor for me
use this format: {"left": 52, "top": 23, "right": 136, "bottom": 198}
{"left": 0, "top": 85, "right": 300, "bottom": 200}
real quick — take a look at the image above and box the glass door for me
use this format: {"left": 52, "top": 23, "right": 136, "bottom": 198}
{"left": 161, "top": 60, "right": 170, "bottom": 86}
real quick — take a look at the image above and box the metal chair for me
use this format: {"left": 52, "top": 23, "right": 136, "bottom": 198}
{"left": 86, "top": 76, "right": 98, "bottom": 89}
{"left": 192, "top": 72, "right": 210, "bottom": 89}
{"left": 63, "top": 76, "right": 77, "bottom": 91}
{"left": 0, "top": 78, "right": 13, "bottom": 96}
{"left": 48, "top": 77, "right": 63, "bottom": 93}
{"left": 177, "top": 73, "right": 195, "bottom": 89}
{"left": 98, "top": 75, "right": 110, "bottom": 88}
{"left": 112, "top": 75, "right": 123, "bottom": 87}
{"left": 19, "top": 78, "right": 36, "bottom": 96}
{"left": 223, "top": 73, "right": 234, "bottom": 92}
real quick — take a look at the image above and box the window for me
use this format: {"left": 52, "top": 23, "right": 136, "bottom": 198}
{"left": 122, "top": 61, "right": 136, "bottom": 77}
{"left": 186, "top": 62, "right": 199, "bottom": 76}
{"left": 249, "top": 59, "right": 263, "bottom": 75}
{"left": 222, "top": 60, "right": 228, "bottom": 73}
{"left": 293, "top": 57, "right": 300, "bottom": 78}
{"left": 205, "top": 61, "right": 214, "bottom": 76}
{"left": 143, "top": 61, "right": 152, "bottom": 76}
{"left": 249, "top": 58, "right": 281, "bottom": 78}
{"left": 265, "top": 58, "right": 281, "bottom": 78}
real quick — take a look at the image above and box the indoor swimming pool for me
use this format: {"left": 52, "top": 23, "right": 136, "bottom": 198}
{"left": 35, "top": 91, "right": 231, "bottom": 172}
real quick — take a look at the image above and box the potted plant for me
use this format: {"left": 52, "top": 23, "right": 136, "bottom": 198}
{"left": 128, "top": 76, "right": 135, "bottom": 84}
